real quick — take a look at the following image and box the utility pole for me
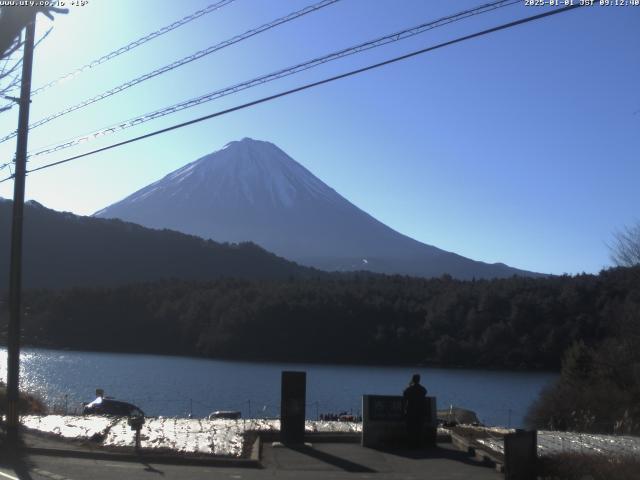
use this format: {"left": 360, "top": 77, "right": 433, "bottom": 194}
{"left": 6, "top": 12, "right": 36, "bottom": 444}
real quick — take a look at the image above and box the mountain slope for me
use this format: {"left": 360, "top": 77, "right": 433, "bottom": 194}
{"left": 95, "top": 138, "right": 540, "bottom": 279}
{"left": 0, "top": 198, "right": 315, "bottom": 290}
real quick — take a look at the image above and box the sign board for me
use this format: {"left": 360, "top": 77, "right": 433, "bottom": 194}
{"left": 280, "top": 371, "right": 306, "bottom": 444}
{"left": 362, "top": 394, "right": 437, "bottom": 448}
{"left": 504, "top": 430, "right": 537, "bottom": 480}
{"left": 368, "top": 395, "right": 405, "bottom": 421}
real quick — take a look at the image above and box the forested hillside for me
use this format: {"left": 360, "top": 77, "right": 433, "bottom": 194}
{"left": 0, "top": 199, "right": 315, "bottom": 289}
{"left": 4, "top": 266, "right": 637, "bottom": 370}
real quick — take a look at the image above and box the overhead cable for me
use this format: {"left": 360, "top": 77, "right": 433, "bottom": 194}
{"left": 0, "top": 0, "right": 340, "bottom": 144}
{"left": 27, "top": 0, "right": 519, "bottom": 159}
{"left": 0, "top": 2, "right": 584, "bottom": 185}
{"left": 0, "top": 0, "right": 237, "bottom": 115}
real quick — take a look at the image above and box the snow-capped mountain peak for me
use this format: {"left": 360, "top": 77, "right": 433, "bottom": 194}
{"left": 95, "top": 138, "right": 539, "bottom": 279}
{"left": 103, "top": 138, "right": 337, "bottom": 212}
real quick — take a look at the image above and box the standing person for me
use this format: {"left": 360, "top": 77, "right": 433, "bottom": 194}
{"left": 403, "top": 374, "right": 427, "bottom": 448}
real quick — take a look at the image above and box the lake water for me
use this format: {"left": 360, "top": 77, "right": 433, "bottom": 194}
{"left": 0, "top": 347, "right": 556, "bottom": 427}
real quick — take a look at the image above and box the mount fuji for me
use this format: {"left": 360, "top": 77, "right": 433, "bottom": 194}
{"left": 95, "top": 138, "right": 538, "bottom": 279}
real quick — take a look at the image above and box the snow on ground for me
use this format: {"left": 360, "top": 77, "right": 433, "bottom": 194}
{"left": 104, "top": 418, "right": 245, "bottom": 456}
{"left": 475, "top": 436, "right": 505, "bottom": 455}
{"left": 537, "top": 431, "right": 640, "bottom": 457}
{"left": 473, "top": 430, "right": 640, "bottom": 458}
{"left": 21, "top": 415, "right": 115, "bottom": 440}
{"left": 24, "top": 416, "right": 638, "bottom": 460}
{"left": 305, "top": 420, "right": 361, "bottom": 433}
{"left": 21, "top": 416, "right": 361, "bottom": 457}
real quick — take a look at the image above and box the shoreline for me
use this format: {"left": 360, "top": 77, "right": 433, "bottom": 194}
{"left": 0, "top": 344, "right": 561, "bottom": 374}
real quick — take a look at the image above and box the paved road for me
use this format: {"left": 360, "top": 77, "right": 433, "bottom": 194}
{"left": 0, "top": 442, "right": 502, "bottom": 480}
{"left": 2, "top": 455, "right": 249, "bottom": 480}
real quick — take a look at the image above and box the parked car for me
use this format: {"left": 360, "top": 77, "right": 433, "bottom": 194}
{"left": 208, "top": 410, "right": 241, "bottom": 420}
{"left": 83, "top": 398, "right": 144, "bottom": 417}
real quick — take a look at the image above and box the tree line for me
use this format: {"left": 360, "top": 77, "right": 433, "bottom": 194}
{"left": 1, "top": 266, "right": 639, "bottom": 432}
{"left": 1, "top": 266, "right": 636, "bottom": 371}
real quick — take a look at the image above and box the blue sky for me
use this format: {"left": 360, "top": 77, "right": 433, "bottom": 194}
{"left": 0, "top": 0, "right": 638, "bottom": 275}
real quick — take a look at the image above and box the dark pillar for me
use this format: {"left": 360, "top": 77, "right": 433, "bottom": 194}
{"left": 504, "top": 429, "right": 537, "bottom": 480}
{"left": 280, "top": 371, "right": 306, "bottom": 444}
{"left": 423, "top": 396, "right": 437, "bottom": 447}
{"left": 6, "top": 13, "right": 36, "bottom": 445}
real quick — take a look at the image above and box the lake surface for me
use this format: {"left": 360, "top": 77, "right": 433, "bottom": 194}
{"left": 0, "top": 347, "right": 556, "bottom": 427}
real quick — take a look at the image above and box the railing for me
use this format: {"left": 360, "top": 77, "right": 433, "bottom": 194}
{"left": 45, "top": 392, "right": 362, "bottom": 421}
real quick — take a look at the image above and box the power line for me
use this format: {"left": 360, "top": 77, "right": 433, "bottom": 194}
{"left": 0, "top": 26, "right": 54, "bottom": 110}
{"left": 0, "top": 0, "right": 237, "bottom": 113}
{"left": 0, "top": 0, "right": 340, "bottom": 145}
{"left": 26, "top": 0, "right": 519, "bottom": 159}
{"left": 0, "top": 3, "right": 584, "bottom": 185}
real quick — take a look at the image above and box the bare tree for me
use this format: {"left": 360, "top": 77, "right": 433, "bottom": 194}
{"left": 0, "top": 7, "right": 25, "bottom": 108}
{"left": 0, "top": 6, "right": 67, "bottom": 108}
{"left": 1, "top": 6, "right": 66, "bottom": 58}
{"left": 610, "top": 222, "right": 640, "bottom": 267}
